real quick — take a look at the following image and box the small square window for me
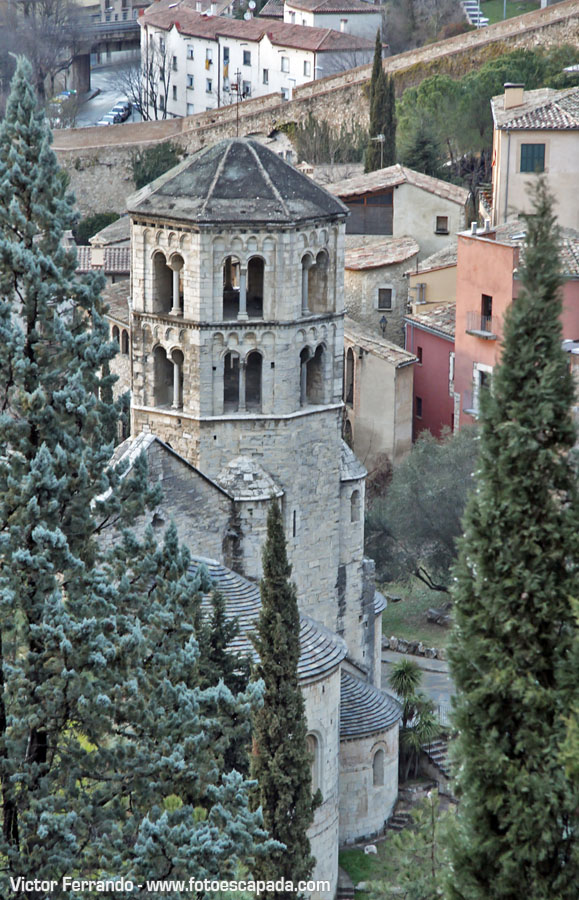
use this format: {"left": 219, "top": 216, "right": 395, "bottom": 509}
{"left": 435, "top": 215, "right": 449, "bottom": 234}
{"left": 242, "top": 81, "right": 251, "bottom": 97}
{"left": 417, "top": 346, "right": 423, "bottom": 364}
{"left": 416, "top": 396, "right": 423, "bottom": 418}
{"left": 223, "top": 77, "right": 230, "bottom": 92}
{"left": 159, "top": 96, "right": 164, "bottom": 110}
{"left": 281, "top": 56, "right": 289, "bottom": 73}
{"left": 159, "top": 38, "right": 165, "bottom": 53}
{"left": 263, "top": 68, "right": 269, "bottom": 84}
{"left": 281, "top": 87, "right": 289, "bottom": 101}
{"left": 520, "top": 143, "right": 545, "bottom": 173}
{"left": 378, "top": 288, "right": 392, "bottom": 310}
{"left": 243, "top": 50, "right": 251, "bottom": 66}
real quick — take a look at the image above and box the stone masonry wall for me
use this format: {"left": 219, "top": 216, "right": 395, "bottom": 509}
{"left": 339, "top": 723, "right": 399, "bottom": 844}
{"left": 54, "top": 2, "right": 579, "bottom": 216}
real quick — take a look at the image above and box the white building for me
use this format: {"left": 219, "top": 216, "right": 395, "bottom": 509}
{"left": 140, "top": 0, "right": 376, "bottom": 118}
{"left": 283, "top": 0, "right": 383, "bottom": 43}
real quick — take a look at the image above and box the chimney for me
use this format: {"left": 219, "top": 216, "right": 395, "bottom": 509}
{"left": 340, "top": 17, "right": 348, "bottom": 32}
{"left": 504, "top": 82, "right": 524, "bottom": 110}
{"left": 210, "top": 1, "right": 216, "bottom": 13}
{"left": 470, "top": 221, "right": 477, "bottom": 235}
{"left": 196, "top": 0, "right": 201, "bottom": 8}
{"left": 91, "top": 246, "right": 105, "bottom": 268}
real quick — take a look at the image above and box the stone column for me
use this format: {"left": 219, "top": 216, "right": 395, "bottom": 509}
{"left": 172, "top": 359, "right": 181, "bottom": 409}
{"left": 171, "top": 268, "right": 182, "bottom": 316}
{"left": 239, "top": 361, "right": 246, "bottom": 412}
{"left": 238, "top": 269, "right": 248, "bottom": 320}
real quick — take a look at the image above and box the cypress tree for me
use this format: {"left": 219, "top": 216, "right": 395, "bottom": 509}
{"left": 368, "top": 29, "right": 383, "bottom": 109}
{"left": 365, "top": 69, "right": 396, "bottom": 173}
{"left": 251, "top": 500, "right": 320, "bottom": 899}
{"left": 0, "top": 58, "right": 267, "bottom": 894}
{"left": 446, "top": 181, "right": 579, "bottom": 900}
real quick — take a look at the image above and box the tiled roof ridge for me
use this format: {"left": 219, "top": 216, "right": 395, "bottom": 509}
{"left": 246, "top": 140, "right": 290, "bottom": 216}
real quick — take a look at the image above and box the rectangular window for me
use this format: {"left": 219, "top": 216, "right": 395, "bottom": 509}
{"left": 223, "top": 46, "right": 229, "bottom": 64}
{"left": 223, "top": 77, "right": 230, "bottom": 92}
{"left": 263, "top": 68, "right": 269, "bottom": 84}
{"left": 159, "top": 96, "right": 165, "bottom": 110}
{"left": 187, "top": 45, "right": 194, "bottom": 60}
{"left": 206, "top": 48, "right": 213, "bottom": 68}
{"left": 304, "top": 60, "right": 311, "bottom": 77}
{"left": 520, "top": 143, "right": 545, "bottom": 173}
{"left": 435, "top": 215, "right": 449, "bottom": 234}
{"left": 242, "top": 81, "right": 251, "bottom": 97}
{"left": 449, "top": 351, "right": 455, "bottom": 393}
{"left": 187, "top": 74, "right": 194, "bottom": 88}
{"left": 416, "top": 345, "right": 423, "bottom": 364}
{"left": 281, "top": 87, "right": 289, "bottom": 101}
{"left": 187, "top": 102, "right": 194, "bottom": 115}
{"left": 243, "top": 50, "right": 251, "bottom": 66}
{"left": 159, "top": 37, "right": 165, "bottom": 53}
{"left": 416, "top": 396, "right": 423, "bottom": 418}
{"left": 206, "top": 79, "right": 212, "bottom": 93}
{"left": 172, "top": 85, "right": 177, "bottom": 100}
{"left": 378, "top": 288, "right": 392, "bottom": 310}
{"left": 172, "top": 55, "right": 177, "bottom": 71}
{"left": 281, "top": 56, "right": 289, "bottom": 73}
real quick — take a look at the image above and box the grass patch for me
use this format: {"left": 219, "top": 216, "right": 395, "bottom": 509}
{"left": 381, "top": 582, "right": 451, "bottom": 648}
{"left": 339, "top": 843, "right": 391, "bottom": 886}
{"left": 479, "top": 0, "right": 539, "bottom": 24}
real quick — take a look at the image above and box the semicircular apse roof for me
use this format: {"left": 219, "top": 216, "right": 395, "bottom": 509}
{"left": 340, "top": 671, "right": 401, "bottom": 739}
{"left": 189, "top": 556, "right": 347, "bottom": 683}
{"left": 127, "top": 138, "right": 349, "bottom": 227}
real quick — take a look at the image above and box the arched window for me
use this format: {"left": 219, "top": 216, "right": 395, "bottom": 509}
{"left": 350, "top": 489, "right": 360, "bottom": 523}
{"left": 308, "top": 249, "right": 330, "bottom": 314}
{"left": 306, "top": 344, "right": 325, "bottom": 405}
{"left": 306, "top": 734, "right": 320, "bottom": 794}
{"left": 171, "top": 348, "right": 184, "bottom": 409}
{"left": 121, "top": 329, "right": 129, "bottom": 355}
{"left": 343, "top": 418, "right": 353, "bottom": 448}
{"left": 153, "top": 346, "right": 173, "bottom": 407}
{"left": 245, "top": 351, "right": 262, "bottom": 411}
{"left": 345, "top": 347, "right": 354, "bottom": 406}
{"left": 112, "top": 325, "right": 120, "bottom": 344}
{"left": 152, "top": 252, "right": 173, "bottom": 315}
{"left": 373, "top": 748, "right": 385, "bottom": 787}
{"left": 247, "top": 256, "right": 264, "bottom": 318}
{"left": 301, "top": 253, "right": 314, "bottom": 315}
{"left": 224, "top": 351, "right": 240, "bottom": 411}
{"left": 223, "top": 256, "right": 241, "bottom": 320}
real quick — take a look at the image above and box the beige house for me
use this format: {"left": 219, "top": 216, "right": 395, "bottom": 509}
{"left": 344, "top": 317, "right": 416, "bottom": 472}
{"left": 406, "top": 244, "right": 457, "bottom": 313}
{"left": 344, "top": 236, "right": 419, "bottom": 343}
{"left": 491, "top": 83, "right": 579, "bottom": 230}
{"left": 327, "top": 165, "right": 469, "bottom": 260}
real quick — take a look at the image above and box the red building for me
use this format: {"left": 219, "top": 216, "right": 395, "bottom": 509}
{"left": 454, "top": 221, "right": 579, "bottom": 428}
{"left": 404, "top": 303, "right": 456, "bottom": 439}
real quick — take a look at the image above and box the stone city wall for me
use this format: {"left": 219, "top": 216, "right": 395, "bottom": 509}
{"left": 54, "top": 1, "right": 579, "bottom": 216}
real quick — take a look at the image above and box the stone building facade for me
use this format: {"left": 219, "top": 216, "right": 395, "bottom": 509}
{"left": 106, "top": 139, "right": 401, "bottom": 897}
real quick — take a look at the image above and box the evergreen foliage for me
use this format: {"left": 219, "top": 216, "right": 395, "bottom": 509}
{"left": 365, "top": 34, "right": 396, "bottom": 172}
{"left": 388, "top": 660, "right": 438, "bottom": 781}
{"left": 447, "top": 181, "right": 579, "bottom": 899}
{"left": 251, "top": 501, "right": 320, "bottom": 899}
{"left": 365, "top": 427, "right": 479, "bottom": 592}
{"left": 131, "top": 141, "right": 183, "bottom": 190}
{"left": 0, "top": 58, "right": 267, "bottom": 894}
{"left": 398, "top": 115, "right": 445, "bottom": 177}
{"left": 73, "top": 211, "right": 120, "bottom": 246}
{"left": 293, "top": 113, "right": 368, "bottom": 166}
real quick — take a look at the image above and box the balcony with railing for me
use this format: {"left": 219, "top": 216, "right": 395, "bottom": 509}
{"left": 466, "top": 310, "right": 498, "bottom": 339}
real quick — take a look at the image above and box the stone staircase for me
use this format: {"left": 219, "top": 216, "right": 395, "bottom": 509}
{"left": 422, "top": 738, "right": 451, "bottom": 778}
{"left": 337, "top": 866, "right": 355, "bottom": 900}
{"left": 386, "top": 809, "right": 413, "bottom": 832}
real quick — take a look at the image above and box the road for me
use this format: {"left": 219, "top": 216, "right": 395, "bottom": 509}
{"left": 75, "top": 60, "right": 142, "bottom": 128}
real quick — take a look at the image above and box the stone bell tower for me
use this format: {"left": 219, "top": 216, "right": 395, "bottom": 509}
{"left": 126, "top": 139, "right": 377, "bottom": 678}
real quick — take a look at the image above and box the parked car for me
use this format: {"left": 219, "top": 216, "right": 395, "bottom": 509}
{"left": 96, "top": 113, "right": 117, "bottom": 126}
{"left": 111, "top": 100, "right": 132, "bottom": 122}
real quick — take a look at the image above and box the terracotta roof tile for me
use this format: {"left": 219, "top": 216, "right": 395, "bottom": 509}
{"left": 142, "top": 0, "right": 375, "bottom": 51}
{"left": 101, "top": 281, "right": 130, "bottom": 325}
{"left": 259, "top": 0, "right": 284, "bottom": 16}
{"left": 406, "top": 244, "right": 457, "bottom": 275}
{"left": 76, "top": 246, "right": 131, "bottom": 274}
{"left": 327, "top": 164, "right": 469, "bottom": 206}
{"left": 404, "top": 302, "right": 456, "bottom": 340}
{"left": 345, "top": 236, "right": 419, "bottom": 269}
{"left": 345, "top": 317, "right": 418, "bottom": 366}
{"left": 492, "top": 86, "right": 579, "bottom": 131}
{"left": 286, "top": 0, "right": 381, "bottom": 13}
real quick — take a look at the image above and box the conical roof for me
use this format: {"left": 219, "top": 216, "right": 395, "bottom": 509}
{"left": 126, "top": 138, "right": 348, "bottom": 226}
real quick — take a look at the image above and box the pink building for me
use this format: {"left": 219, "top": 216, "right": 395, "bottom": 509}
{"left": 404, "top": 303, "right": 456, "bottom": 439}
{"left": 454, "top": 221, "right": 579, "bottom": 428}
